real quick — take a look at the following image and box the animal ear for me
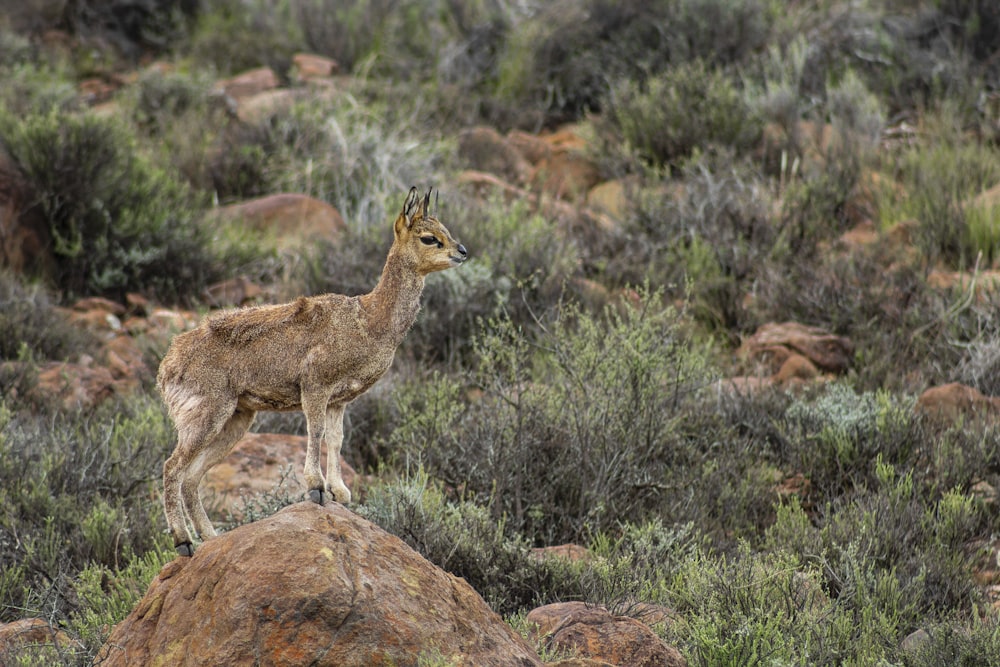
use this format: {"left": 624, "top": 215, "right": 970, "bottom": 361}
{"left": 402, "top": 186, "right": 419, "bottom": 219}
{"left": 397, "top": 186, "right": 419, "bottom": 234}
{"left": 422, "top": 187, "right": 433, "bottom": 217}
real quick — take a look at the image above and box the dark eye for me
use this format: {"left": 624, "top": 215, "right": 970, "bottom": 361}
{"left": 420, "top": 236, "right": 442, "bottom": 247}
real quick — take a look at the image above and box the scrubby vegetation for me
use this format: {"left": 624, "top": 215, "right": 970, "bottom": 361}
{"left": 3, "top": 1, "right": 1000, "bottom": 665}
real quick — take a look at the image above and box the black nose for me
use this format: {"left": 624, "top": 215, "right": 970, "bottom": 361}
{"left": 457, "top": 244, "right": 468, "bottom": 257}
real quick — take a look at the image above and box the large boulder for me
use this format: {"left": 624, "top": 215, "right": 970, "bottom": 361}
{"left": 97, "top": 502, "right": 542, "bottom": 666}
{"left": 207, "top": 193, "right": 347, "bottom": 250}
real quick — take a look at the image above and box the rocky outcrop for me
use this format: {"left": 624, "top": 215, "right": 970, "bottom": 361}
{"left": 526, "top": 602, "right": 686, "bottom": 667}
{"left": 97, "top": 502, "right": 542, "bottom": 666}
{"left": 738, "top": 321, "right": 853, "bottom": 375}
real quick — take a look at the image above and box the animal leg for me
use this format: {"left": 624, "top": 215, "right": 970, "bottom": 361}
{"left": 324, "top": 404, "right": 351, "bottom": 504}
{"left": 163, "top": 391, "right": 238, "bottom": 555}
{"left": 162, "top": 452, "right": 193, "bottom": 552}
{"left": 301, "top": 392, "right": 330, "bottom": 503}
{"left": 182, "top": 407, "right": 255, "bottom": 541}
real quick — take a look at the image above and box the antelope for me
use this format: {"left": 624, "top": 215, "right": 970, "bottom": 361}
{"left": 157, "top": 187, "right": 467, "bottom": 556}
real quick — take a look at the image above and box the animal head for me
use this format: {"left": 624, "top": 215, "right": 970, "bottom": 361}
{"left": 393, "top": 186, "right": 468, "bottom": 275}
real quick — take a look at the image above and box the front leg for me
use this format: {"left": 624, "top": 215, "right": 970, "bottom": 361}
{"left": 324, "top": 404, "right": 351, "bottom": 504}
{"left": 301, "top": 392, "right": 329, "bottom": 504}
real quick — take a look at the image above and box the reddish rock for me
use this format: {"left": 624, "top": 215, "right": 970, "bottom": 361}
{"left": 236, "top": 88, "right": 305, "bottom": 124}
{"left": 216, "top": 66, "right": 280, "bottom": 101}
{"left": 203, "top": 275, "right": 264, "bottom": 307}
{"left": 102, "top": 334, "right": 148, "bottom": 384}
{"left": 739, "top": 322, "right": 853, "bottom": 374}
{"left": 291, "top": 53, "right": 340, "bottom": 81}
{"left": 507, "top": 129, "right": 552, "bottom": 165}
{"left": 458, "top": 126, "right": 533, "bottom": 185}
{"left": 202, "top": 432, "right": 358, "bottom": 519}
{"left": 0, "top": 618, "right": 79, "bottom": 662}
{"left": 526, "top": 602, "right": 686, "bottom": 667}
{"left": 97, "top": 502, "right": 542, "bottom": 667}
{"left": 209, "top": 193, "right": 346, "bottom": 249}
{"left": 533, "top": 151, "right": 601, "bottom": 202}
{"left": 34, "top": 361, "right": 119, "bottom": 409}
{"left": 773, "top": 353, "right": 821, "bottom": 384}
{"left": 916, "top": 382, "right": 1000, "bottom": 422}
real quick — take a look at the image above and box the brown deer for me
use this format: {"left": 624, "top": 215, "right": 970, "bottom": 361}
{"left": 157, "top": 187, "right": 467, "bottom": 556}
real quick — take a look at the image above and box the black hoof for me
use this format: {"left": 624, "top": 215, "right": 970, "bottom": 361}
{"left": 307, "top": 488, "right": 325, "bottom": 504}
{"left": 175, "top": 542, "right": 194, "bottom": 557}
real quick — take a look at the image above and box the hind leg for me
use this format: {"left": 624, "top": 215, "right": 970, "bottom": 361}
{"left": 162, "top": 390, "right": 241, "bottom": 556}
{"left": 182, "top": 407, "right": 255, "bottom": 542}
{"left": 163, "top": 452, "right": 193, "bottom": 553}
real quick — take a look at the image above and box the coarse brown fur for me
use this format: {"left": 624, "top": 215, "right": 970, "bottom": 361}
{"left": 157, "top": 187, "right": 467, "bottom": 555}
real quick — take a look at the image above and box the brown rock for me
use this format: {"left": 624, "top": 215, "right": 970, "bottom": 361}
{"left": 203, "top": 275, "right": 264, "bottom": 307}
{"left": 0, "top": 618, "right": 79, "bottom": 662}
{"left": 739, "top": 322, "right": 853, "bottom": 374}
{"left": 202, "top": 432, "right": 357, "bottom": 519}
{"left": 774, "top": 353, "right": 821, "bottom": 384}
{"left": 291, "top": 53, "right": 340, "bottom": 81}
{"left": 236, "top": 88, "right": 303, "bottom": 124}
{"left": 102, "top": 334, "right": 148, "bottom": 384}
{"left": 34, "top": 361, "right": 119, "bottom": 409}
{"left": 507, "top": 129, "right": 553, "bottom": 165}
{"left": 527, "top": 602, "right": 686, "bottom": 667}
{"left": 586, "top": 180, "right": 629, "bottom": 221}
{"left": 533, "top": 151, "right": 601, "bottom": 202}
{"left": 458, "top": 126, "right": 533, "bottom": 185}
{"left": 916, "top": 382, "right": 1000, "bottom": 422}
{"left": 216, "top": 66, "right": 280, "bottom": 101}
{"left": 97, "top": 502, "right": 542, "bottom": 667}
{"left": 209, "top": 193, "right": 346, "bottom": 249}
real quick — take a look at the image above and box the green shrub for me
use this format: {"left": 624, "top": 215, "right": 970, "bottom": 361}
{"left": 359, "top": 472, "right": 572, "bottom": 615}
{"left": 602, "top": 61, "right": 764, "bottom": 171}
{"left": 0, "top": 272, "right": 97, "bottom": 362}
{"left": 616, "top": 155, "right": 777, "bottom": 332}
{"left": 0, "top": 106, "right": 264, "bottom": 302}
{"left": 185, "top": 0, "right": 299, "bottom": 75}
{"left": 495, "top": 0, "right": 774, "bottom": 127}
{"left": 392, "top": 291, "right": 715, "bottom": 543}
{"left": 877, "top": 106, "right": 1000, "bottom": 268}
{"left": 778, "top": 384, "right": 920, "bottom": 499}
{"left": 0, "top": 394, "right": 174, "bottom": 627}
{"left": 68, "top": 546, "right": 173, "bottom": 657}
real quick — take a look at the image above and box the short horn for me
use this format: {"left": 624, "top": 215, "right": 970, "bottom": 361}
{"left": 423, "top": 187, "right": 433, "bottom": 214}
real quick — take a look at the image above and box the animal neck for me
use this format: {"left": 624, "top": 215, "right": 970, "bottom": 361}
{"left": 360, "top": 246, "right": 425, "bottom": 344}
